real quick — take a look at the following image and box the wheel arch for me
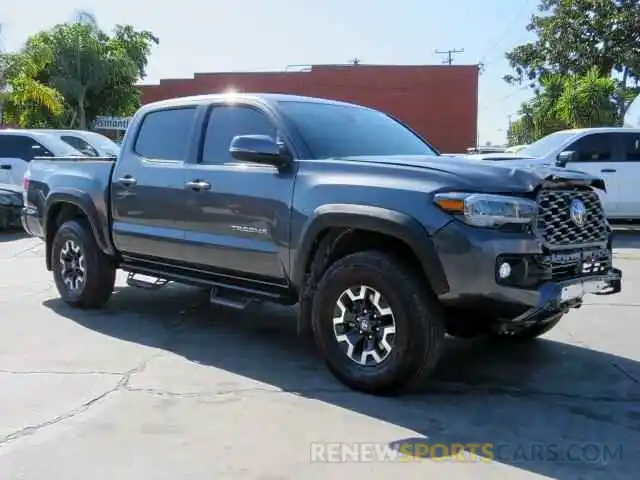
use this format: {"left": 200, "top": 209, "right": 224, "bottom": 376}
{"left": 293, "top": 204, "right": 450, "bottom": 296}
{"left": 44, "top": 192, "right": 115, "bottom": 270}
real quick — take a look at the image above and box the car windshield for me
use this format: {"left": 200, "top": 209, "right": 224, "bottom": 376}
{"left": 519, "top": 131, "right": 576, "bottom": 158}
{"left": 277, "top": 101, "right": 438, "bottom": 159}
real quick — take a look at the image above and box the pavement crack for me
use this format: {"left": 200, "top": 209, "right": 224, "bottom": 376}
{"left": 0, "top": 359, "right": 150, "bottom": 448}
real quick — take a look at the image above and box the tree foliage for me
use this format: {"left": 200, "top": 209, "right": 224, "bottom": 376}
{"left": 2, "top": 13, "right": 158, "bottom": 128}
{"left": 505, "top": 0, "right": 640, "bottom": 119}
{"left": 508, "top": 67, "right": 618, "bottom": 145}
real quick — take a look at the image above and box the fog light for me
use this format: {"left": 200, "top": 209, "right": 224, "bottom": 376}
{"left": 498, "top": 262, "right": 512, "bottom": 279}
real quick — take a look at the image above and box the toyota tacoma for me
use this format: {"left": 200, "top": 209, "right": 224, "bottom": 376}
{"left": 21, "top": 93, "right": 622, "bottom": 394}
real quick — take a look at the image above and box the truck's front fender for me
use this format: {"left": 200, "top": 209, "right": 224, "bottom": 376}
{"left": 292, "top": 204, "right": 450, "bottom": 295}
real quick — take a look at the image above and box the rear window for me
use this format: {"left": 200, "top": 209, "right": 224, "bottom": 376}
{"left": 134, "top": 107, "right": 197, "bottom": 160}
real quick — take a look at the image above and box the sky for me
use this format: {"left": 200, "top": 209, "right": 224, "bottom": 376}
{"left": 1, "top": 0, "right": 539, "bottom": 146}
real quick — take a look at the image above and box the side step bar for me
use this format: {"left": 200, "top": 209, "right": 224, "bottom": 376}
{"left": 209, "top": 286, "right": 261, "bottom": 310}
{"left": 126, "top": 272, "right": 169, "bottom": 290}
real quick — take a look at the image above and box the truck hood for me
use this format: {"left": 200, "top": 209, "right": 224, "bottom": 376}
{"left": 338, "top": 155, "right": 606, "bottom": 192}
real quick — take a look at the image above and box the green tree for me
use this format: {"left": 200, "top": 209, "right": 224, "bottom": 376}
{"left": 507, "top": 68, "right": 616, "bottom": 145}
{"left": 504, "top": 0, "right": 640, "bottom": 120}
{"left": 1, "top": 29, "right": 65, "bottom": 127}
{"left": 6, "top": 13, "right": 158, "bottom": 128}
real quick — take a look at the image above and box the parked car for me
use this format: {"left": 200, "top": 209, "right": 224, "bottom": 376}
{"left": 466, "top": 127, "right": 640, "bottom": 221}
{"left": 0, "top": 183, "right": 22, "bottom": 230}
{"left": 37, "top": 129, "right": 121, "bottom": 158}
{"left": 21, "top": 93, "right": 622, "bottom": 395}
{"left": 0, "top": 130, "right": 86, "bottom": 188}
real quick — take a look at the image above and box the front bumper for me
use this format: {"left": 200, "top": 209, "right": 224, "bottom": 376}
{"left": 431, "top": 221, "right": 622, "bottom": 323}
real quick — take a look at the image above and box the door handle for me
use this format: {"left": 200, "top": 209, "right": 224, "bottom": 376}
{"left": 117, "top": 175, "right": 137, "bottom": 186}
{"left": 601, "top": 169, "right": 616, "bottom": 173}
{"left": 0, "top": 164, "right": 11, "bottom": 170}
{"left": 185, "top": 180, "right": 211, "bottom": 191}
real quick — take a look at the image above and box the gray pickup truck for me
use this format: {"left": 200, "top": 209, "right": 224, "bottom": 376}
{"left": 21, "top": 93, "right": 622, "bottom": 394}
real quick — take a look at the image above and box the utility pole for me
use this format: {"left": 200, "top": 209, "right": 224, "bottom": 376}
{"left": 435, "top": 48, "right": 464, "bottom": 65}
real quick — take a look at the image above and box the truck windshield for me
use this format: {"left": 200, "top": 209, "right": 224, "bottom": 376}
{"left": 278, "top": 101, "right": 438, "bottom": 159}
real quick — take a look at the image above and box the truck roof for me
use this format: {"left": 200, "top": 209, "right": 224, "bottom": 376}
{"left": 142, "top": 92, "right": 369, "bottom": 111}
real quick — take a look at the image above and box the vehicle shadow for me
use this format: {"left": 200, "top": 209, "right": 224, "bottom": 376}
{"left": 0, "top": 229, "right": 27, "bottom": 242}
{"left": 43, "top": 284, "right": 640, "bottom": 479}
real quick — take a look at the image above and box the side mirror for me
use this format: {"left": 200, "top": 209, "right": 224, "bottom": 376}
{"left": 229, "top": 135, "right": 291, "bottom": 168}
{"left": 556, "top": 150, "right": 576, "bottom": 167}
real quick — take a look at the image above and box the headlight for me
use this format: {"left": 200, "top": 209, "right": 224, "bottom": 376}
{"left": 434, "top": 192, "right": 537, "bottom": 228}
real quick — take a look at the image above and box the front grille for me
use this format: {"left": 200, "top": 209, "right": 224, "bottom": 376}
{"left": 535, "top": 188, "right": 610, "bottom": 248}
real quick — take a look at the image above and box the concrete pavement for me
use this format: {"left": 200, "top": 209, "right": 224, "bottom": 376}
{"left": 0, "top": 230, "right": 639, "bottom": 479}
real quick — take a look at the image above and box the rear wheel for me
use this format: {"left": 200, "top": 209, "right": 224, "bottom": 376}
{"left": 51, "top": 219, "right": 116, "bottom": 309}
{"left": 311, "top": 251, "right": 445, "bottom": 395}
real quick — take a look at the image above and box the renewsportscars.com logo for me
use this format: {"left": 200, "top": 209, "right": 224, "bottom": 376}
{"left": 310, "top": 441, "right": 624, "bottom": 464}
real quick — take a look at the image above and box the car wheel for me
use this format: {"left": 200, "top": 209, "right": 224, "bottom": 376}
{"left": 489, "top": 313, "right": 564, "bottom": 341}
{"left": 51, "top": 219, "right": 116, "bottom": 309}
{"left": 311, "top": 250, "right": 445, "bottom": 395}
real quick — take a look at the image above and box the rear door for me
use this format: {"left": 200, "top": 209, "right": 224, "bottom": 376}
{"left": 0, "top": 134, "right": 54, "bottom": 187}
{"left": 612, "top": 132, "right": 640, "bottom": 219}
{"left": 560, "top": 132, "right": 621, "bottom": 217}
{"left": 182, "top": 102, "right": 295, "bottom": 283}
{"left": 110, "top": 106, "right": 196, "bottom": 262}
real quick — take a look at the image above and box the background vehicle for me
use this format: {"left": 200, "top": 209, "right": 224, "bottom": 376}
{"left": 21, "top": 93, "right": 622, "bottom": 395}
{"left": 0, "top": 130, "right": 85, "bottom": 188}
{"left": 37, "top": 129, "right": 121, "bottom": 157}
{"left": 466, "top": 127, "right": 640, "bottom": 221}
{"left": 0, "top": 183, "right": 22, "bottom": 230}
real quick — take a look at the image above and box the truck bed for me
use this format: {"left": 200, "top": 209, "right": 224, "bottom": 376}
{"left": 23, "top": 156, "right": 117, "bottom": 244}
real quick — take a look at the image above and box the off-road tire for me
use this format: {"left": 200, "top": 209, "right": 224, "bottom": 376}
{"left": 489, "top": 313, "right": 564, "bottom": 342}
{"left": 311, "top": 250, "right": 445, "bottom": 395}
{"left": 51, "top": 219, "right": 116, "bottom": 309}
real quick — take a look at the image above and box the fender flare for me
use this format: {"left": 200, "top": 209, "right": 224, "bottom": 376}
{"left": 293, "top": 204, "right": 449, "bottom": 295}
{"left": 44, "top": 190, "right": 115, "bottom": 268}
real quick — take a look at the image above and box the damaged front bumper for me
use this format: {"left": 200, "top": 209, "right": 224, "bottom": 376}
{"left": 510, "top": 267, "right": 622, "bottom": 323}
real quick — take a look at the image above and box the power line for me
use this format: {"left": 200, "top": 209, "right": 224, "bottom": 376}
{"left": 478, "top": 0, "right": 535, "bottom": 67}
{"left": 479, "top": 84, "right": 530, "bottom": 108}
{"left": 435, "top": 48, "right": 464, "bottom": 65}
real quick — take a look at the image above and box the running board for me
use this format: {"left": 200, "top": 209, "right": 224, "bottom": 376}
{"left": 127, "top": 272, "right": 169, "bottom": 290}
{"left": 209, "top": 286, "right": 261, "bottom": 310}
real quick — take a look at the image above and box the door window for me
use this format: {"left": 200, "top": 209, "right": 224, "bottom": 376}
{"left": 0, "top": 135, "right": 53, "bottom": 161}
{"left": 565, "top": 133, "right": 614, "bottom": 162}
{"left": 201, "top": 105, "right": 277, "bottom": 164}
{"left": 134, "top": 107, "right": 197, "bottom": 161}
{"left": 618, "top": 133, "right": 640, "bottom": 161}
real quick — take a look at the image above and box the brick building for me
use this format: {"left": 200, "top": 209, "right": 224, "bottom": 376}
{"left": 139, "top": 64, "right": 479, "bottom": 153}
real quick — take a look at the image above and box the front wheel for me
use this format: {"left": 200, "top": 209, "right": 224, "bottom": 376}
{"left": 310, "top": 251, "right": 445, "bottom": 395}
{"left": 51, "top": 219, "right": 116, "bottom": 309}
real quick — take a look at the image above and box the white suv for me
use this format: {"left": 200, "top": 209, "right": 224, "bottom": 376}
{"left": 0, "top": 130, "right": 84, "bottom": 188}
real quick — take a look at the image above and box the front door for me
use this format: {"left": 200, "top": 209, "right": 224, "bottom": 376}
{"left": 182, "top": 103, "right": 295, "bottom": 284}
{"left": 613, "top": 132, "right": 640, "bottom": 219}
{"left": 561, "top": 132, "right": 621, "bottom": 217}
{"left": 110, "top": 106, "right": 196, "bottom": 262}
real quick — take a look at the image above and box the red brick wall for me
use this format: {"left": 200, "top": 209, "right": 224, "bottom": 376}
{"left": 139, "top": 64, "right": 478, "bottom": 153}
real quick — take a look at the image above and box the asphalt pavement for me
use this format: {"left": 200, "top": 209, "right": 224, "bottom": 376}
{"left": 0, "top": 229, "right": 639, "bottom": 479}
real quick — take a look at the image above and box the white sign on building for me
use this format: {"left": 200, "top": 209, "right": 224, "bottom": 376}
{"left": 93, "top": 116, "right": 131, "bottom": 131}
